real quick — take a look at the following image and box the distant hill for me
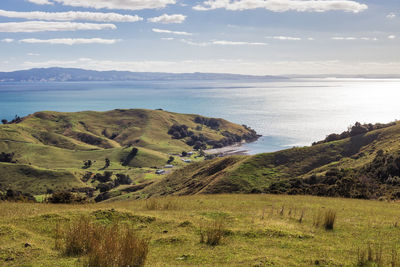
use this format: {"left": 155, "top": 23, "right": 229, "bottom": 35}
{"left": 136, "top": 121, "right": 400, "bottom": 200}
{"left": 0, "top": 67, "right": 286, "bottom": 82}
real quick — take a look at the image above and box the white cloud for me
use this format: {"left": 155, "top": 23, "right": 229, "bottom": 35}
{"left": 27, "top": 0, "right": 53, "bottom": 5}
{"left": 152, "top": 28, "right": 192, "bottom": 35}
{"left": 161, "top": 37, "right": 175, "bottom": 40}
{"left": 387, "top": 13, "right": 396, "bottom": 19}
{"left": 331, "top": 36, "right": 378, "bottom": 41}
{"left": 332, "top": 37, "right": 357, "bottom": 40}
{"left": 0, "top": 21, "right": 116, "bottom": 32}
{"left": 27, "top": 53, "right": 40, "bottom": 56}
{"left": 20, "top": 38, "right": 121, "bottom": 45}
{"left": 18, "top": 58, "right": 400, "bottom": 76}
{"left": 0, "top": 10, "right": 142, "bottom": 22}
{"left": 1, "top": 38, "right": 14, "bottom": 43}
{"left": 51, "top": 0, "right": 176, "bottom": 10}
{"left": 271, "top": 36, "right": 301, "bottom": 40}
{"left": 194, "top": 0, "right": 368, "bottom": 13}
{"left": 213, "top": 40, "right": 267, "bottom": 45}
{"left": 148, "top": 14, "right": 186, "bottom": 24}
{"left": 388, "top": 35, "right": 396, "bottom": 39}
{"left": 180, "top": 39, "right": 210, "bottom": 46}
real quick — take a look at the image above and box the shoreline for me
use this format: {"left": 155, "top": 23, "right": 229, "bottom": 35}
{"left": 204, "top": 141, "right": 252, "bottom": 156}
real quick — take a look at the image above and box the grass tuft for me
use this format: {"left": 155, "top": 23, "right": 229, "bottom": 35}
{"left": 55, "top": 216, "right": 149, "bottom": 266}
{"left": 200, "top": 219, "right": 226, "bottom": 246}
{"left": 323, "top": 209, "right": 337, "bottom": 230}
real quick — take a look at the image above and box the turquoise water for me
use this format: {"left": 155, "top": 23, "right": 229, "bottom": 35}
{"left": 1, "top": 78, "right": 400, "bottom": 154}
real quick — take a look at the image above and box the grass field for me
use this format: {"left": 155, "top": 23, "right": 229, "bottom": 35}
{"left": 1, "top": 194, "right": 400, "bottom": 266}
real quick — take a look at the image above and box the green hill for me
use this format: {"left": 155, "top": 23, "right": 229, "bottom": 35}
{"left": 0, "top": 109, "right": 258, "bottom": 198}
{"left": 139, "top": 121, "right": 400, "bottom": 200}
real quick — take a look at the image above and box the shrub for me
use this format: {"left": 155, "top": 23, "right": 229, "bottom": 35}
{"left": 47, "top": 191, "right": 86, "bottom": 204}
{"left": 55, "top": 216, "right": 149, "bottom": 267}
{"left": 323, "top": 209, "right": 336, "bottom": 230}
{"left": 200, "top": 220, "right": 226, "bottom": 246}
{"left": 0, "top": 152, "right": 15, "bottom": 163}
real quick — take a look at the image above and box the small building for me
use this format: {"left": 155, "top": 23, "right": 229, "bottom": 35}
{"left": 183, "top": 159, "right": 192, "bottom": 163}
{"left": 155, "top": 169, "right": 165, "bottom": 175}
{"left": 187, "top": 152, "right": 194, "bottom": 156}
{"left": 165, "top": 165, "right": 174, "bottom": 168}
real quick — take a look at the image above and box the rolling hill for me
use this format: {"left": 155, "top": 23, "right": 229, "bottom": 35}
{"left": 0, "top": 109, "right": 258, "bottom": 197}
{"left": 131, "top": 120, "right": 400, "bottom": 200}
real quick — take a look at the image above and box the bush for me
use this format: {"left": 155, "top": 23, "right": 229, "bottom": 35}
{"left": 0, "top": 152, "right": 15, "bottom": 163}
{"left": 47, "top": 191, "right": 86, "bottom": 204}
{"left": 55, "top": 216, "right": 149, "bottom": 267}
{"left": 200, "top": 220, "right": 226, "bottom": 246}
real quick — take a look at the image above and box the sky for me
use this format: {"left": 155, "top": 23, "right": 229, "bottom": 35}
{"left": 0, "top": 0, "right": 398, "bottom": 75}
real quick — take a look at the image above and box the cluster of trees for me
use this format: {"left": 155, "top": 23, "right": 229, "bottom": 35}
{"left": 121, "top": 147, "right": 139, "bottom": 166}
{"left": 0, "top": 152, "right": 15, "bottom": 163}
{"left": 1, "top": 115, "right": 23, "bottom": 125}
{"left": 83, "top": 160, "right": 92, "bottom": 169}
{"left": 168, "top": 121, "right": 259, "bottom": 150}
{"left": 168, "top": 124, "right": 193, "bottom": 139}
{"left": 47, "top": 191, "right": 87, "bottom": 204}
{"left": 313, "top": 121, "right": 396, "bottom": 145}
{"left": 0, "top": 189, "right": 36, "bottom": 202}
{"left": 194, "top": 117, "right": 221, "bottom": 130}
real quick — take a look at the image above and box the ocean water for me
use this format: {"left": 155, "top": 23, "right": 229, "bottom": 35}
{"left": 1, "top": 78, "right": 400, "bottom": 154}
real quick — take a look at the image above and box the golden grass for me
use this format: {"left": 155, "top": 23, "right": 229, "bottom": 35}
{"left": 3, "top": 194, "right": 400, "bottom": 266}
{"left": 199, "top": 219, "right": 226, "bottom": 246}
{"left": 55, "top": 216, "right": 149, "bottom": 266}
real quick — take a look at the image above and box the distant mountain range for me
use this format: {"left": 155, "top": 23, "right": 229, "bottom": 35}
{"left": 0, "top": 68, "right": 286, "bottom": 82}
{"left": 0, "top": 68, "right": 399, "bottom": 82}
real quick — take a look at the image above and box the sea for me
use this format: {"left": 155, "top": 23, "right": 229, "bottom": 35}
{"left": 1, "top": 78, "right": 400, "bottom": 154}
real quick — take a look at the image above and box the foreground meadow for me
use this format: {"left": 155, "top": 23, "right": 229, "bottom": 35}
{"left": 1, "top": 194, "right": 400, "bottom": 266}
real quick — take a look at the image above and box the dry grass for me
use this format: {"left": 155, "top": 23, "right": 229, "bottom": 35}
{"left": 312, "top": 209, "right": 336, "bottom": 230}
{"left": 55, "top": 216, "right": 149, "bottom": 266}
{"left": 144, "top": 198, "right": 179, "bottom": 210}
{"left": 200, "top": 219, "right": 226, "bottom": 246}
{"left": 357, "top": 244, "right": 383, "bottom": 267}
{"left": 323, "top": 209, "right": 336, "bottom": 230}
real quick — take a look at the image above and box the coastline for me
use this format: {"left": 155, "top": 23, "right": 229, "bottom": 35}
{"left": 204, "top": 141, "right": 252, "bottom": 156}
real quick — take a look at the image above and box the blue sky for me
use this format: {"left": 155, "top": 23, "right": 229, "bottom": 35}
{"left": 0, "top": 0, "right": 398, "bottom": 75}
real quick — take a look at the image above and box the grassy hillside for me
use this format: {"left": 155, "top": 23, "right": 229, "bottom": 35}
{"left": 1, "top": 194, "right": 400, "bottom": 266}
{"left": 0, "top": 109, "right": 257, "bottom": 198}
{"left": 144, "top": 121, "right": 400, "bottom": 200}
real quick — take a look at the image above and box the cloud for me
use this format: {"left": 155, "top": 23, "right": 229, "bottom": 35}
{"left": 0, "top": 10, "right": 142, "bottom": 22}
{"left": 152, "top": 28, "right": 192, "bottom": 35}
{"left": 270, "top": 36, "right": 301, "bottom": 40}
{"left": 50, "top": 0, "right": 176, "bottom": 10}
{"left": 148, "top": 14, "right": 186, "bottom": 24}
{"left": 387, "top": 13, "right": 396, "bottom": 19}
{"left": 27, "top": 0, "right": 53, "bottom": 5}
{"left": 212, "top": 40, "right": 267, "bottom": 45}
{"left": 19, "top": 58, "right": 400, "bottom": 75}
{"left": 0, "top": 21, "right": 116, "bottom": 32}
{"left": 20, "top": 38, "right": 121, "bottom": 45}
{"left": 27, "top": 53, "right": 40, "bottom": 56}
{"left": 180, "top": 39, "right": 210, "bottom": 46}
{"left": 193, "top": 0, "right": 368, "bottom": 13}
{"left": 331, "top": 36, "right": 377, "bottom": 41}
{"left": 161, "top": 37, "right": 175, "bottom": 40}
{"left": 388, "top": 35, "right": 396, "bottom": 39}
{"left": 1, "top": 38, "right": 14, "bottom": 43}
